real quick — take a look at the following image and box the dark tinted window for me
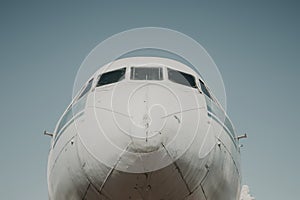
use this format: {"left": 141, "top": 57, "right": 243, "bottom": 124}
{"left": 56, "top": 108, "right": 73, "bottom": 134}
{"left": 78, "top": 79, "right": 93, "bottom": 99}
{"left": 199, "top": 79, "right": 212, "bottom": 99}
{"left": 130, "top": 67, "right": 163, "bottom": 80}
{"left": 97, "top": 68, "right": 126, "bottom": 87}
{"left": 168, "top": 68, "right": 196, "bottom": 88}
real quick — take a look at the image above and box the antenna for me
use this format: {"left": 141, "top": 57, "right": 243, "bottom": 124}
{"left": 44, "top": 130, "right": 54, "bottom": 137}
{"left": 236, "top": 134, "right": 247, "bottom": 149}
{"left": 236, "top": 133, "right": 247, "bottom": 140}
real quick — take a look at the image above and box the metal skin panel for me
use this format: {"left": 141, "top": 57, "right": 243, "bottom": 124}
{"left": 47, "top": 57, "right": 241, "bottom": 200}
{"left": 48, "top": 134, "right": 89, "bottom": 199}
{"left": 100, "top": 163, "right": 191, "bottom": 199}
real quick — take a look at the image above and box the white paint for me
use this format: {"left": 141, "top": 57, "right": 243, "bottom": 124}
{"left": 47, "top": 57, "right": 241, "bottom": 200}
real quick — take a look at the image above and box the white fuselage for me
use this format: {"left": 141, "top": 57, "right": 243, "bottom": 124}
{"left": 47, "top": 57, "right": 241, "bottom": 200}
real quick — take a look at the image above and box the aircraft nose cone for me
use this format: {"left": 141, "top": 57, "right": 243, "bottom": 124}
{"left": 78, "top": 81, "right": 204, "bottom": 173}
{"left": 124, "top": 83, "right": 180, "bottom": 152}
{"left": 128, "top": 85, "right": 168, "bottom": 138}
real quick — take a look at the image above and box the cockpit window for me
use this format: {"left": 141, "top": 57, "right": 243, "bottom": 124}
{"left": 77, "top": 78, "right": 93, "bottom": 100}
{"left": 199, "top": 79, "right": 212, "bottom": 99}
{"left": 97, "top": 68, "right": 126, "bottom": 87}
{"left": 167, "top": 68, "right": 197, "bottom": 88}
{"left": 130, "top": 67, "right": 163, "bottom": 80}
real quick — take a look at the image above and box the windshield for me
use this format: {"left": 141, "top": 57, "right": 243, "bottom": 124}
{"left": 97, "top": 68, "right": 126, "bottom": 87}
{"left": 167, "top": 68, "right": 197, "bottom": 88}
{"left": 130, "top": 67, "right": 163, "bottom": 80}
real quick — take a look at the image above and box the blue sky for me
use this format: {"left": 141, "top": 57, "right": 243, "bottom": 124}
{"left": 0, "top": 1, "right": 299, "bottom": 199}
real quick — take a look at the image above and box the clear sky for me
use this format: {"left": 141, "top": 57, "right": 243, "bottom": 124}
{"left": 0, "top": 1, "right": 299, "bottom": 199}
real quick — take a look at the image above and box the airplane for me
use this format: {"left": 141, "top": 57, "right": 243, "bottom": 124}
{"left": 46, "top": 56, "right": 244, "bottom": 200}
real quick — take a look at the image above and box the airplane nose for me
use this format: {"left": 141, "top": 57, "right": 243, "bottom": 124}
{"left": 128, "top": 84, "right": 175, "bottom": 142}
{"left": 124, "top": 83, "right": 178, "bottom": 150}
{"left": 129, "top": 101, "right": 166, "bottom": 139}
{"left": 77, "top": 82, "right": 205, "bottom": 173}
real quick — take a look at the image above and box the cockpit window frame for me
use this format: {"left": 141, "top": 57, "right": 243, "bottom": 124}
{"left": 167, "top": 68, "right": 197, "bottom": 88}
{"left": 199, "top": 79, "right": 212, "bottom": 99}
{"left": 96, "top": 67, "right": 126, "bottom": 87}
{"left": 77, "top": 78, "right": 94, "bottom": 101}
{"left": 130, "top": 66, "right": 164, "bottom": 81}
